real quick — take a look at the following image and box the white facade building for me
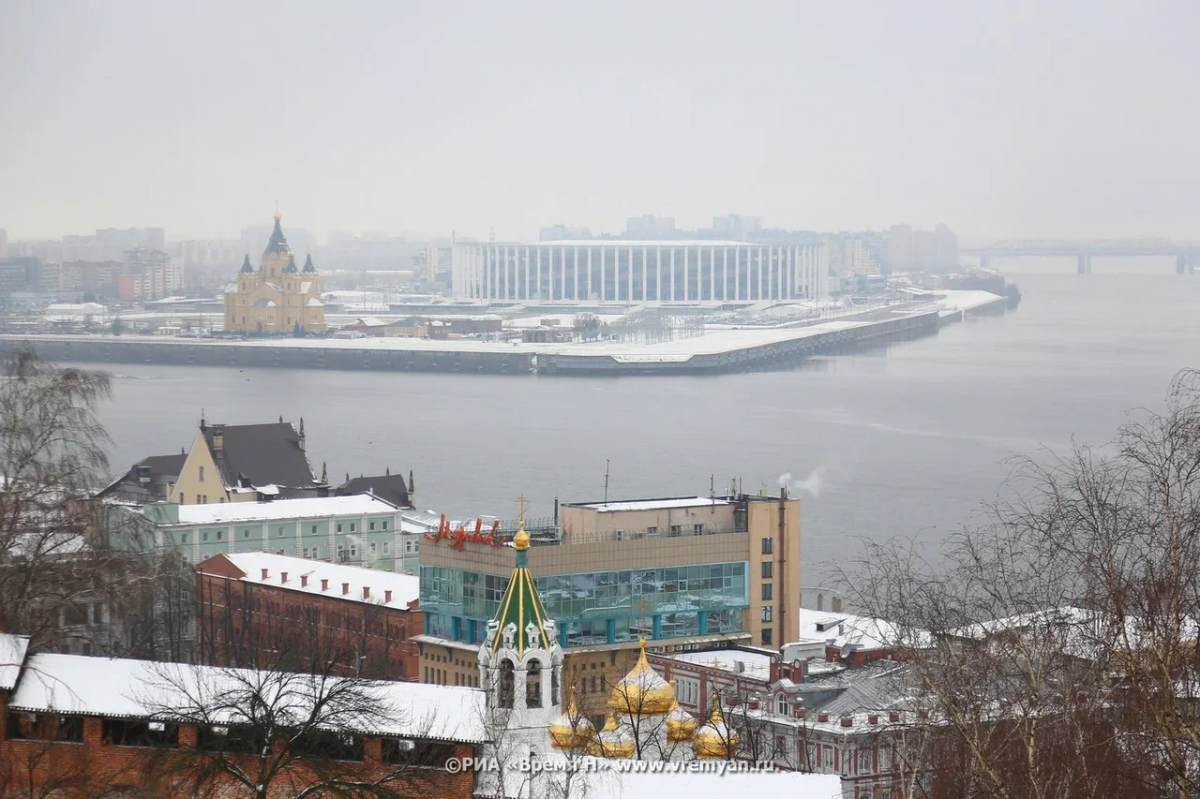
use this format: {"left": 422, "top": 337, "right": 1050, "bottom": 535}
{"left": 453, "top": 240, "right": 831, "bottom": 304}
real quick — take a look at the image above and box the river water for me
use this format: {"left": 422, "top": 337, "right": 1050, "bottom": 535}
{"left": 83, "top": 258, "right": 1200, "bottom": 583}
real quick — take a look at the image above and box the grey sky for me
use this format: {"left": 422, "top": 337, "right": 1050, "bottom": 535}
{"left": 1, "top": 1, "right": 1196, "bottom": 243}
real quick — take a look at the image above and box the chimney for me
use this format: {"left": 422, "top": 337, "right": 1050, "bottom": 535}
{"left": 840, "top": 716, "right": 853, "bottom": 728}
{"left": 795, "top": 707, "right": 806, "bottom": 719}
{"left": 363, "top": 586, "right": 370, "bottom": 600}
{"left": 300, "top": 575, "right": 308, "bottom": 588}
{"left": 384, "top": 590, "right": 392, "bottom": 603}
{"left": 868, "top": 714, "right": 879, "bottom": 725}
{"left": 281, "top": 571, "right": 288, "bottom": 584}
{"left": 261, "top": 568, "right": 269, "bottom": 580}
{"left": 889, "top": 711, "right": 900, "bottom": 723}
{"left": 321, "top": 579, "right": 329, "bottom": 591}
{"left": 817, "top": 712, "right": 829, "bottom": 722}
{"left": 342, "top": 582, "right": 350, "bottom": 596}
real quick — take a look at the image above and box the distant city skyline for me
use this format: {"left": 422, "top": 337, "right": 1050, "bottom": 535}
{"left": 2, "top": 2, "right": 1197, "bottom": 243}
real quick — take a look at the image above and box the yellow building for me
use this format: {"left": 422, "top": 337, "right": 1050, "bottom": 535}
{"left": 224, "top": 213, "right": 326, "bottom": 334}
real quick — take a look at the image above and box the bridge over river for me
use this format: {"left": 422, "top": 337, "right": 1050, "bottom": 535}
{"left": 962, "top": 241, "right": 1200, "bottom": 274}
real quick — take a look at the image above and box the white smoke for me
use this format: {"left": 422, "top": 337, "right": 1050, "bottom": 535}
{"left": 777, "top": 469, "right": 825, "bottom": 498}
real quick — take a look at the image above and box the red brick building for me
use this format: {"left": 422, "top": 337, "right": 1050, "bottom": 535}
{"left": 196, "top": 552, "right": 422, "bottom": 680}
{"left": 0, "top": 634, "right": 483, "bottom": 798}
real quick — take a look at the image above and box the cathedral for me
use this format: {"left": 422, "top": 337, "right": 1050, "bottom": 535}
{"left": 223, "top": 212, "right": 326, "bottom": 334}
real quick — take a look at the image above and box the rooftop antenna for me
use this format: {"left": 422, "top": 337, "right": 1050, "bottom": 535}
{"left": 604, "top": 459, "right": 611, "bottom": 505}
{"left": 710, "top": 474, "right": 715, "bottom": 500}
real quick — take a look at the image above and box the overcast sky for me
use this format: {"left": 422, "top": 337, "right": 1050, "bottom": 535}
{"left": 1, "top": 1, "right": 1197, "bottom": 243}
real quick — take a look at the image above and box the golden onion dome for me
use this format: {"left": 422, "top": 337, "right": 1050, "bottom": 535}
{"left": 549, "top": 687, "right": 595, "bottom": 750}
{"left": 513, "top": 522, "right": 531, "bottom": 551}
{"left": 692, "top": 695, "right": 739, "bottom": 759}
{"left": 608, "top": 639, "right": 676, "bottom": 716}
{"left": 587, "top": 712, "right": 635, "bottom": 759}
{"left": 665, "top": 682, "right": 698, "bottom": 742}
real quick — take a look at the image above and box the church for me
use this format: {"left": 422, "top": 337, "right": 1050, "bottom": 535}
{"left": 224, "top": 212, "right": 326, "bottom": 334}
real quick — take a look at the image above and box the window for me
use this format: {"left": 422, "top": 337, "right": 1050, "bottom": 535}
{"left": 199, "top": 466, "right": 204, "bottom": 482}
{"left": 6, "top": 713, "right": 84, "bottom": 743}
{"left": 349, "top": 544, "right": 358, "bottom": 559}
{"left": 350, "top": 523, "right": 356, "bottom": 532}
{"left": 823, "top": 746, "right": 834, "bottom": 770}
{"left": 762, "top": 628, "right": 773, "bottom": 645}
{"left": 370, "top": 542, "right": 377, "bottom": 555}
{"left": 382, "top": 541, "right": 390, "bottom": 554}
{"left": 382, "top": 520, "right": 388, "bottom": 530}
{"left": 762, "top": 583, "right": 773, "bottom": 600}
{"left": 405, "top": 540, "right": 412, "bottom": 553}
{"left": 181, "top": 533, "right": 188, "bottom": 544}
{"left": 761, "top": 606, "right": 773, "bottom": 622}
{"left": 311, "top": 525, "right": 318, "bottom": 534}
{"left": 776, "top": 694, "right": 788, "bottom": 715}
{"left": 102, "top": 719, "right": 178, "bottom": 748}
{"left": 761, "top": 561, "right": 773, "bottom": 579}
{"left": 202, "top": 531, "right": 209, "bottom": 542}
{"left": 761, "top": 537, "right": 773, "bottom": 554}
{"left": 278, "top": 527, "right": 285, "bottom": 537}
{"left": 302, "top": 547, "right": 310, "bottom": 558}
{"left": 337, "top": 524, "right": 343, "bottom": 533}
{"left": 91, "top": 603, "right": 103, "bottom": 624}
{"left": 669, "top": 525, "right": 682, "bottom": 536}
{"left": 243, "top": 529, "right": 249, "bottom": 538}
{"left": 369, "top": 521, "right": 375, "bottom": 531}
{"left": 196, "top": 494, "right": 201, "bottom": 504}
{"left": 805, "top": 743, "right": 815, "bottom": 768}
{"left": 382, "top": 740, "right": 455, "bottom": 768}
{"left": 313, "top": 545, "right": 321, "bottom": 558}
{"left": 216, "top": 531, "right": 223, "bottom": 541}
{"left": 646, "top": 525, "right": 658, "bottom": 535}
{"left": 693, "top": 524, "right": 704, "bottom": 535}
{"left": 859, "top": 748, "right": 872, "bottom": 774}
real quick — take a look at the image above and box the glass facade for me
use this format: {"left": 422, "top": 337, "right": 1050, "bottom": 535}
{"left": 420, "top": 562, "right": 748, "bottom": 647}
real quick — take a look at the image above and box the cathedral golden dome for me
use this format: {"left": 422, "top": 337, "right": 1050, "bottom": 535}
{"left": 549, "top": 687, "right": 595, "bottom": 750}
{"left": 587, "top": 712, "right": 635, "bottom": 759}
{"left": 665, "top": 682, "right": 698, "bottom": 742}
{"left": 608, "top": 639, "right": 676, "bottom": 716}
{"left": 692, "top": 694, "right": 739, "bottom": 759}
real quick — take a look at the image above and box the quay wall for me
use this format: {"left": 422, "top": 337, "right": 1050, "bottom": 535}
{"left": 0, "top": 311, "right": 941, "bottom": 376}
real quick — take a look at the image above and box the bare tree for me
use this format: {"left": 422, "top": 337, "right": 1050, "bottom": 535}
{"left": 840, "top": 371, "right": 1200, "bottom": 799}
{"left": 0, "top": 347, "right": 123, "bottom": 653}
{"left": 137, "top": 639, "right": 443, "bottom": 799}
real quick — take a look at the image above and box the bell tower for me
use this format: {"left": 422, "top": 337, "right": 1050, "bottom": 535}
{"left": 478, "top": 523, "right": 563, "bottom": 745}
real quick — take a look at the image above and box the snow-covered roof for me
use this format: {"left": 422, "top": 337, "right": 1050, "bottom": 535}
{"left": 795, "top": 608, "right": 930, "bottom": 653}
{"left": 0, "top": 633, "right": 30, "bottom": 691}
{"left": 7, "top": 651, "right": 487, "bottom": 743}
{"left": 669, "top": 648, "right": 773, "bottom": 681}
{"left": 209, "top": 551, "right": 420, "bottom": 609}
{"left": 307, "top": 297, "right": 323, "bottom": 307}
{"left": 169, "top": 494, "right": 399, "bottom": 526}
{"left": 577, "top": 496, "right": 733, "bottom": 513}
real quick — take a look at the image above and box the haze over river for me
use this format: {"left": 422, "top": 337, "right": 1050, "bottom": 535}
{"left": 85, "top": 259, "right": 1200, "bottom": 583}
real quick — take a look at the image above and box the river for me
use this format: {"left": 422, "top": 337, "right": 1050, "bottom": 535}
{"left": 82, "top": 258, "right": 1200, "bottom": 584}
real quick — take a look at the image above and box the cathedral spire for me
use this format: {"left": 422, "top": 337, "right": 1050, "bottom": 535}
{"left": 283, "top": 254, "right": 299, "bottom": 274}
{"left": 302, "top": 253, "right": 317, "bottom": 274}
{"left": 264, "top": 211, "right": 290, "bottom": 255}
{"left": 239, "top": 253, "right": 253, "bottom": 274}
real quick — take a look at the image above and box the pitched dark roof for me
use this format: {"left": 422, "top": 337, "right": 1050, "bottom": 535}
{"left": 239, "top": 254, "right": 254, "bottom": 274}
{"left": 264, "top": 215, "right": 290, "bottom": 255}
{"left": 302, "top": 253, "right": 317, "bottom": 273}
{"left": 337, "top": 473, "right": 410, "bottom": 508}
{"left": 98, "top": 453, "right": 187, "bottom": 502}
{"left": 283, "top": 254, "right": 299, "bottom": 274}
{"left": 203, "top": 422, "right": 320, "bottom": 491}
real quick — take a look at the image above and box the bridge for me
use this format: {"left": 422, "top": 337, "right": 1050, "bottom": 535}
{"left": 961, "top": 240, "right": 1200, "bottom": 274}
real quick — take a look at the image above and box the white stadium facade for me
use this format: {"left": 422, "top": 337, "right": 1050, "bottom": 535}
{"left": 452, "top": 241, "right": 830, "bottom": 304}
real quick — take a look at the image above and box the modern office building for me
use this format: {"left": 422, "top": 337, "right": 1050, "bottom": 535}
{"left": 452, "top": 241, "right": 830, "bottom": 304}
{"left": 415, "top": 491, "right": 800, "bottom": 714}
